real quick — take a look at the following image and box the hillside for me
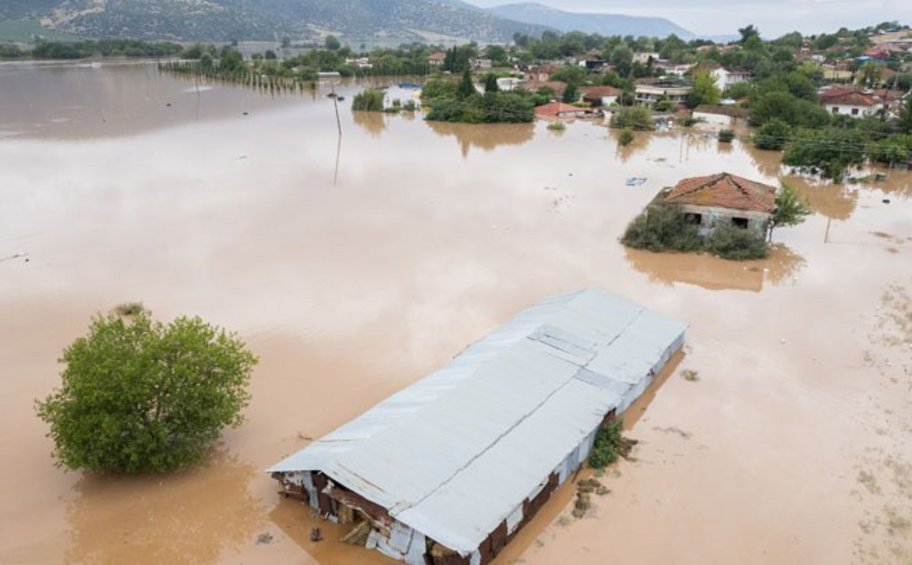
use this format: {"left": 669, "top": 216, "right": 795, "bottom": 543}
{"left": 487, "top": 2, "right": 694, "bottom": 39}
{"left": 6, "top": 0, "right": 550, "bottom": 43}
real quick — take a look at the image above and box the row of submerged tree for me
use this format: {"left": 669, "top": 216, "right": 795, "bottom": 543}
{"left": 158, "top": 60, "right": 318, "bottom": 96}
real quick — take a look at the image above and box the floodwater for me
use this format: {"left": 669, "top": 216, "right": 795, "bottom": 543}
{"left": 1, "top": 62, "right": 911, "bottom": 564}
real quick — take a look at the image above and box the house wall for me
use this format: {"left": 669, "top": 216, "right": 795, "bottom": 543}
{"left": 676, "top": 203, "right": 770, "bottom": 235}
{"left": 273, "top": 335, "right": 686, "bottom": 565}
{"left": 825, "top": 103, "right": 879, "bottom": 118}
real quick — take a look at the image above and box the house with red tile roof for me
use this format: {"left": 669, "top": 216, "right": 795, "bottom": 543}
{"left": 657, "top": 172, "right": 778, "bottom": 235}
{"left": 427, "top": 52, "right": 446, "bottom": 66}
{"left": 534, "top": 101, "right": 588, "bottom": 120}
{"left": 580, "top": 86, "right": 622, "bottom": 107}
{"left": 819, "top": 89, "right": 882, "bottom": 118}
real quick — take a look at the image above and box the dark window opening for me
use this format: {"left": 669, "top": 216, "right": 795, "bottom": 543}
{"left": 851, "top": 108, "right": 860, "bottom": 116}
{"left": 684, "top": 213, "right": 703, "bottom": 225}
{"left": 732, "top": 217, "right": 749, "bottom": 229}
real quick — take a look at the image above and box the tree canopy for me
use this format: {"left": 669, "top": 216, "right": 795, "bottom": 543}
{"left": 36, "top": 311, "right": 257, "bottom": 474}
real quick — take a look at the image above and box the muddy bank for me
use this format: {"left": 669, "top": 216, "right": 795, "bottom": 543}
{"left": 0, "top": 63, "right": 910, "bottom": 564}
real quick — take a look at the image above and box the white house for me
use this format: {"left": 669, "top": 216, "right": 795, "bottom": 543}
{"left": 633, "top": 52, "right": 660, "bottom": 64}
{"left": 634, "top": 82, "right": 692, "bottom": 106}
{"left": 710, "top": 67, "right": 751, "bottom": 92}
{"left": 820, "top": 90, "right": 882, "bottom": 118}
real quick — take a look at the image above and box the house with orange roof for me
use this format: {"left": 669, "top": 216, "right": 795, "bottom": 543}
{"left": 534, "top": 101, "right": 588, "bottom": 120}
{"left": 819, "top": 89, "right": 882, "bottom": 118}
{"left": 656, "top": 172, "right": 778, "bottom": 235}
{"left": 427, "top": 52, "right": 446, "bottom": 66}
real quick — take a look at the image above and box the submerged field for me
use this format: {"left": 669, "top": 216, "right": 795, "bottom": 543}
{"left": 0, "top": 62, "right": 910, "bottom": 564}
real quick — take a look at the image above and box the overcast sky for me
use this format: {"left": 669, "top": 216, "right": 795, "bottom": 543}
{"left": 469, "top": 0, "right": 911, "bottom": 37}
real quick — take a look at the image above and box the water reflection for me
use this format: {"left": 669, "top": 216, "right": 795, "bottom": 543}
{"left": 425, "top": 121, "right": 534, "bottom": 158}
{"left": 625, "top": 245, "right": 806, "bottom": 292}
{"left": 64, "top": 452, "right": 261, "bottom": 565}
{"left": 351, "top": 110, "right": 387, "bottom": 137}
{"left": 612, "top": 129, "right": 650, "bottom": 163}
{"left": 787, "top": 176, "right": 859, "bottom": 221}
{"left": 742, "top": 142, "right": 785, "bottom": 178}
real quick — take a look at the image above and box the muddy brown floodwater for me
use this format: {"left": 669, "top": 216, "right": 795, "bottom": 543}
{"left": 1, "top": 62, "right": 911, "bottom": 565}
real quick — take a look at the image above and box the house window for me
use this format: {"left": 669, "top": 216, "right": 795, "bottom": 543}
{"left": 832, "top": 106, "right": 839, "bottom": 114}
{"left": 732, "top": 217, "right": 749, "bottom": 229}
{"left": 851, "top": 108, "right": 859, "bottom": 116}
{"left": 684, "top": 213, "right": 703, "bottom": 225}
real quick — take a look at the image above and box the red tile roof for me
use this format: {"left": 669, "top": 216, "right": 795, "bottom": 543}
{"left": 664, "top": 172, "right": 777, "bottom": 213}
{"left": 580, "top": 86, "right": 622, "bottom": 98}
{"left": 534, "top": 101, "right": 586, "bottom": 118}
{"left": 427, "top": 52, "right": 446, "bottom": 62}
{"left": 821, "top": 91, "right": 881, "bottom": 107}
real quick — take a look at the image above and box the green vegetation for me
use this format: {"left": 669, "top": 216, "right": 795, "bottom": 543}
{"left": 421, "top": 72, "right": 535, "bottom": 124}
{"left": 622, "top": 205, "right": 770, "bottom": 261}
{"left": 769, "top": 183, "right": 812, "bottom": 239}
{"left": 618, "top": 128, "right": 635, "bottom": 146}
{"left": 2, "top": 39, "right": 183, "bottom": 60}
{"left": 352, "top": 89, "right": 385, "bottom": 112}
{"left": 718, "top": 129, "right": 735, "bottom": 143}
{"left": 782, "top": 128, "right": 867, "bottom": 180}
{"left": 589, "top": 419, "right": 637, "bottom": 469}
{"left": 687, "top": 72, "right": 721, "bottom": 108}
{"left": 622, "top": 205, "right": 703, "bottom": 253}
{"left": 547, "top": 121, "right": 566, "bottom": 131}
{"left": 610, "top": 107, "right": 653, "bottom": 131}
{"left": 36, "top": 311, "right": 257, "bottom": 474}
{"left": 754, "top": 118, "right": 791, "bottom": 150}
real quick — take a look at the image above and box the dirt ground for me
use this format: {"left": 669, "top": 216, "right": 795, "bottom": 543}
{"left": 1, "top": 63, "right": 910, "bottom": 564}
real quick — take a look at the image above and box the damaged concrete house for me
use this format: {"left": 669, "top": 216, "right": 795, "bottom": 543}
{"left": 268, "top": 289, "right": 686, "bottom": 564}
{"left": 657, "top": 172, "right": 778, "bottom": 235}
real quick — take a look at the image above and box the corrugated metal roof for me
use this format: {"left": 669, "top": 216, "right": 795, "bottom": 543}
{"left": 268, "top": 289, "right": 686, "bottom": 555}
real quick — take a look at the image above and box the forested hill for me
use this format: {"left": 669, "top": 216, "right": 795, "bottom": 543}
{"left": 1, "top": 0, "right": 550, "bottom": 43}
{"left": 487, "top": 3, "right": 695, "bottom": 39}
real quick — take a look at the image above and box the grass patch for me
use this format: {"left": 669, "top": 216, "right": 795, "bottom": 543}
{"left": 352, "top": 89, "right": 385, "bottom": 112}
{"left": 547, "top": 121, "right": 566, "bottom": 131}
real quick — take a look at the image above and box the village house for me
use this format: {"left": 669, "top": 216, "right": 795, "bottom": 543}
{"left": 345, "top": 57, "right": 373, "bottom": 69}
{"left": 524, "top": 64, "right": 561, "bottom": 82}
{"left": 268, "top": 289, "right": 686, "bottom": 565}
{"left": 580, "top": 85, "right": 622, "bottom": 107}
{"left": 534, "top": 101, "right": 588, "bottom": 119}
{"left": 657, "top": 172, "right": 777, "bottom": 235}
{"left": 634, "top": 79, "right": 692, "bottom": 106}
{"left": 691, "top": 105, "right": 750, "bottom": 129}
{"left": 519, "top": 80, "right": 567, "bottom": 99}
{"left": 710, "top": 67, "right": 751, "bottom": 92}
{"left": 471, "top": 58, "right": 493, "bottom": 70}
{"left": 819, "top": 88, "right": 882, "bottom": 118}
{"left": 427, "top": 52, "right": 446, "bottom": 67}
{"left": 633, "top": 51, "right": 660, "bottom": 64}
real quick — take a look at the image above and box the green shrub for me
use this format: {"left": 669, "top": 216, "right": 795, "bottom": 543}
{"left": 708, "top": 225, "right": 769, "bottom": 260}
{"left": 783, "top": 128, "right": 866, "bottom": 180}
{"left": 36, "top": 312, "right": 257, "bottom": 473}
{"left": 610, "top": 106, "right": 653, "bottom": 131}
{"left": 352, "top": 89, "right": 385, "bottom": 112}
{"left": 754, "top": 118, "right": 791, "bottom": 150}
{"left": 621, "top": 205, "right": 703, "bottom": 253}
{"left": 618, "top": 128, "right": 635, "bottom": 146}
{"left": 589, "top": 419, "right": 624, "bottom": 469}
{"left": 718, "top": 129, "right": 735, "bottom": 143}
{"left": 547, "top": 121, "right": 566, "bottom": 131}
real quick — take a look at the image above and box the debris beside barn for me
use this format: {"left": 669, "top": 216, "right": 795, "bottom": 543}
{"left": 268, "top": 288, "right": 686, "bottom": 564}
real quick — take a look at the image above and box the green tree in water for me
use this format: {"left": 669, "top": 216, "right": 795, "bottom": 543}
{"left": 458, "top": 69, "right": 476, "bottom": 98}
{"left": 769, "top": 183, "right": 812, "bottom": 240}
{"left": 36, "top": 310, "right": 257, "bottom": 473}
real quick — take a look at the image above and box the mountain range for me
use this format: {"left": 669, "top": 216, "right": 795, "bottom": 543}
{"left": 0, "top": 0, "right": 695, "bottom": 43}
{"left": 487, "top": 3, "right": 695, "bottom": 40}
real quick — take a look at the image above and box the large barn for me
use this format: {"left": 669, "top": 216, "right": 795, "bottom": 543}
{"left": 268, "top": 289, "right": 686, "bottom": 564}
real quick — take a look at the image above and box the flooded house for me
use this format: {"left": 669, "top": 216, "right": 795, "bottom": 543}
{"left": 268, "top": 289, "right": 686, "bottom": 565}
{"left": 657, "top": 172, "right": 778, "bottom": 235}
